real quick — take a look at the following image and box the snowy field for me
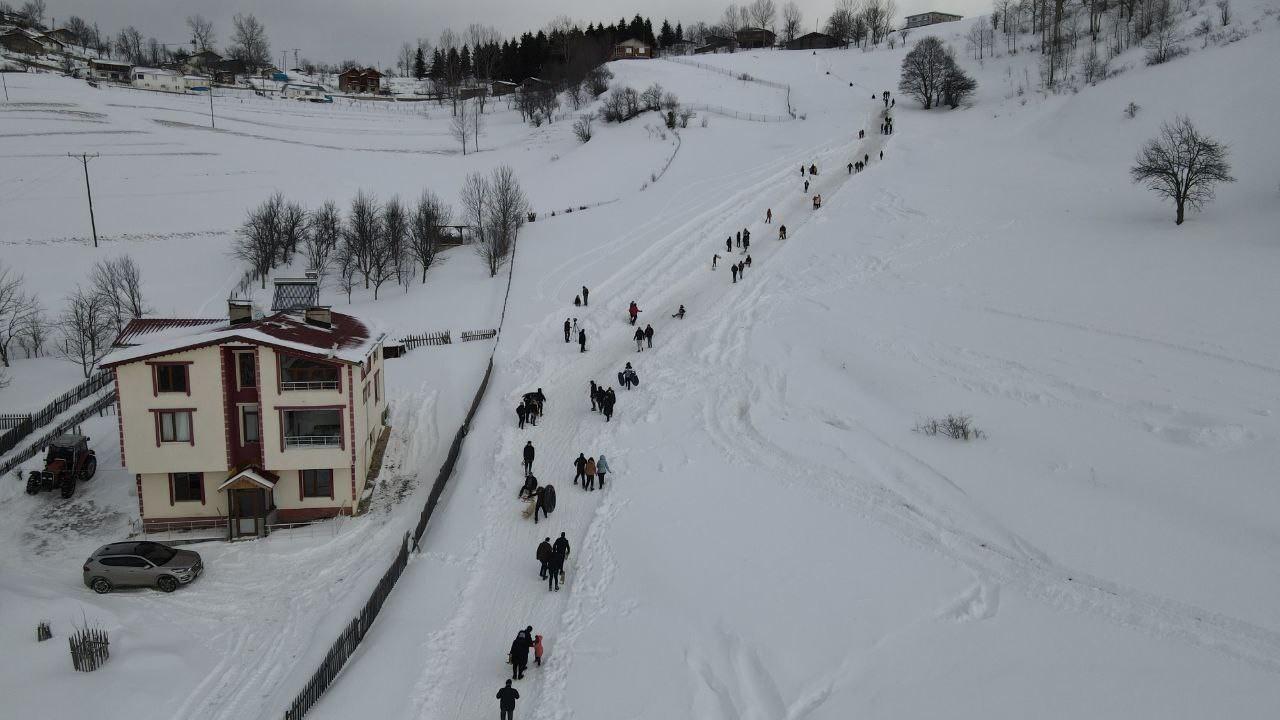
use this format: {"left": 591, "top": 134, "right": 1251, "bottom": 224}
{"left": 3, "top": 2, "right": 1280, "bottom": 718}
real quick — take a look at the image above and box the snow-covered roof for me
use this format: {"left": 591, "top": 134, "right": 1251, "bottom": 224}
{"left": 102, "top": 310, "right": 384, "bottom": 368}
{"left": 217, "top": 467, "right": 279, "bottom": 491}
{"left": 133, "top": 67, "right": 179, "bottom": 76}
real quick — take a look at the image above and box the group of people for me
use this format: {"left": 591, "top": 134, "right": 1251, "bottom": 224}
{"left": 506, "top": 625, "right": 544, "bottom": 681}
{"left": 536, "top": 533, "right": 572, "bottom": 590}
{"left": 572, "top": 285, "right": 590, "bottom": 306}
{"left": 729, "top": 256, "right": 753, "bottom": 283}
{"left": 515, "top": 388, "right": 546, "bottom": 429}
{"left": 881, "top": 117, "right": 894, "bottom": 134}
{"left": 572, "top": 452, "right": 610, "bottom": 491}
{"left": 632, "top": 323, "right": 655, "bottom": 351}
{"left": 588, "top": 379, "right": 618, "bottom": 421}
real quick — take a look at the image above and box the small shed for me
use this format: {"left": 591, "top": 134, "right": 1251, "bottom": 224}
{"left": 132, "top": 67, "right": 185, "bottom": 92}
{"left": 905, "top": 11, "right": 964, "bottom": 29}
{"left": 694, "top": 35, "right": 737, "bottom": 54}
{"left": 282, "top": 82, "right": 327, "bottom": 100}
{"left": 0, "top": 29, "right": 43, "bottom": 55}
{"left": 89, "top": 58, "right": 132, "bottom": 82}
{"left": 338, "top": 67, "right": 382, "bottom": 94}
{"left": 612, "top": 38, "right": 652, "bottom": 60}
{"left": 491, "top": 80, "right": 517, "bottom": 97}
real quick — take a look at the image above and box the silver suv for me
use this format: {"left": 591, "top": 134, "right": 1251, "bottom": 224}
{"left": 83, "top": 541, "right": 203, "bottom": 594}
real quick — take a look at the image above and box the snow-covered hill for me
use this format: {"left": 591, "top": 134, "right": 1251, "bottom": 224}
{"left": 2, "top": 2, "right": 1279, "bottom": 717}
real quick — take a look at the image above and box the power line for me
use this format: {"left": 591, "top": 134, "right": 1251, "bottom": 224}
{"left": 68, "top": 153, "right": 101, "bottom": 248}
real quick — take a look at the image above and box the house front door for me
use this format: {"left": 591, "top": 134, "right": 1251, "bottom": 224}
{"left": 232, "top": 489, "right": 264, "bottom": 538}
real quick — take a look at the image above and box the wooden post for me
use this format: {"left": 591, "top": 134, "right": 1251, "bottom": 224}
{"left": 68, "top": 153, "right": 100, "bottom": 247}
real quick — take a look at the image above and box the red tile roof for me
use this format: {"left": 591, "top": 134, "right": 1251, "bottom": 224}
{"left": 114, "top": 318, "right": 224, "bottom": 347}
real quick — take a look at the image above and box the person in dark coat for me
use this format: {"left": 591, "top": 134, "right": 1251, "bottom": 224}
{"left": 726, "top": 237, "right": 732, "bottom": 253}
{"left": 737, "top": 260, "right": 745, "bottom": 277}
{"left": 864, "top": 153, "right": 869, "bottom": 164}
{"left": 574, "top": 294, "right": 581, "bottom": 306}
{"left": 848, "top": 162, "right": 853, "bottom": 174}
{"left": 520, "top": 474, "right": 537, "bottom": 500}
{"left": 633, "top": 327, "right": 645, "bottom": 352}
{"left": 497, "top": 680, "right": 519, "bottom": 720}
{"left": 536, "top": 537, "right": 552, "bottom": 578}
{"left": 589, "top": 380, "right": 598, "bottom": 411}
{"left": 766, "top": 208, "right": 772, "bottom": 223}
{"left": 535, "top": 388, "right": 546, "bottom": 406}
{"left": 731, "top": 263, "right": 739, "bottom": 283}
{"left": 735, "top": 231, "right": 741, "bottom": 248}
{"left": 602, "top": 389, "right": 615, "bottom": 422}
{"left": 743, "top": 232, "right": 750, "bottom": 253}
{"left": 523, "top": 441, "right": 535, "bottom": 475}
{"left": 573, "top": 453, "right": 587, "bottom": 485}
{"left": 672, "top": 305, "right": 685, "bottom": 319}
{"left": 563, "top": 318, "right": 571, "bottom": 343}
{"left": 803, "top": 179, "right": 809, "bottom": 193}
{"left": 534, "top": 484, "right": 554, "bottom": 524}
{"left": 584, "top": 456, "right": 597, "bottom": 491}
{"left": 712, "top": 253, "right": 719, "bottom": 269}
{"left": 510, "top": 634, "right": 531, "bottom": 679}
{"left": 745, "top": 255, "right": 753, "bottom": 268}
{"left": 779, "top": 224, "right": 787, "bottom": 240}
{"left": 644, "top": 324, "right": 654, "bottom": 349}
{"left": 581, "top": 285, "right": 589, "bottom": 306}
{"left": 578, "top": 328, "right": 586, "bottom": 353}
{"left": 546, "top": 546, "right": 564, "bottom": 591}
{"left": 553, "top": 532, "right": 570, "bottom": 559}
{"left": 516, "top": 403, "right": 527, "bottom": 429}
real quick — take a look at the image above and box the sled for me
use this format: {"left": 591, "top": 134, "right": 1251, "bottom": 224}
{"left": 522, "top": 498, "right": 536, "bottom": 518}
{"left": 543, "top": 485, "right": 557, "bottom": 513}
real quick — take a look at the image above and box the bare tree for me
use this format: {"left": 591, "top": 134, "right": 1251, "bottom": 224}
{"left": 899, "top": 36, "right": 950, "bottom": 108}
{"left": 236, "top": 196, "right": 282, "bottom": 289}
{"left": 114, "top": 26, "right": 144, "bottom": 64}
{"left": 451, "top": 98, "right": 471, "bottom": 154}
{"left": 381, "top": 196, "right": 410, "bottom": 291}
{"left": 89, "top": 255, "right": 146, "bottom": 332}
{"left": 483, "top": 166, "right": 528, "bottom": 278}
{"left": 1143, "top": 0, "right": 1185, "bottom": 65}
{"left": 470, "top": 99, "right": 486, "bottom": 150}
{"left": 334, "top": 240, "right": 357, "bottom": 303}
{"left": 58, "top": 286, "right": 112, "bottom": 378}
{"left": 573, "top": 113, "right": 594, "bottom": 142}
{"left": 1131, "top": 116, "right": 1235, "bottom": 225}
{"left": 186, "top": 14, "right": 215, "bottom": 52}
{"left": 17, "top": 300, "right": 49, "bottom": 359}
{"left": 462, "top": 172, "right": 496, "bottom": 275}
{"left": 722, "top": 4, "right": 746, "bottom": 34}
{"left": 0, "top": 262, "right": 35, "bottom": 367}
{"left": 277, "top": 199, "right": 308, "bottom": 266}
{"left": 749, "top": 0, "right": 778, "bottom": 31}
{"left": 641, "top": 83, "right": 664, "bottom": 111}
{"left": 782, "top": 2, "right": 803, "bottom": 42}
{"left": 1216, "top": 0, "right": 1231, "bottom": 25}
{"left": 229, "top": 13, "right": 271, "bottom": 72}
{"left": 409, "top": 191, "right": 450, "bottom": 282}
{"left": 19, "top": 0, "right": 44, "bottom": 27}
{"left": 346, "top": 192, "right": 382, "bottom": 287}
{"left": 826, "top": 0, "right": 861, "bottom": 45}
{"left": 306, "top": 200, "right": 341, "bottom": 283}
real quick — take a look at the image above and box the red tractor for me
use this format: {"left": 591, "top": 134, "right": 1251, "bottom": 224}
{"left": 26, "top": 434, "right": 97, "bottom": 499}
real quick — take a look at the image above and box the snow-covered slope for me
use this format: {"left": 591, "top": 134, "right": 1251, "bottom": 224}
{"left": 3, "top": 3, "right": 1280, "bottom": 717}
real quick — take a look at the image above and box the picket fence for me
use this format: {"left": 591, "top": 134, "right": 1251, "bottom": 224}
{"left": 0, "top": 370, "right": 113, "bottom": 458}
{"left": 0, "top": 393, "right": 116, "bottom": 477}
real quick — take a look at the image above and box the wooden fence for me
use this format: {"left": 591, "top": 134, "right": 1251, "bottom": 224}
{"left": 0, "top": 392, "right": 117, "bottom": 477}
{"left": 460, "top": 329, "right": 497, "bottom": 342}
{"left": 0, "top": 370, "right": 112, "bottom": 458}
{"left": 400, "top": 331, "right": 450, "bottom": 350}
{"left": 69, "top": 627, "right": 110, "bottom": 672}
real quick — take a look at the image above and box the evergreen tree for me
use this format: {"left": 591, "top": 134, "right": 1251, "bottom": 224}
{"left": 676, "top": 22, "right": 684, "bottom": 41}
{"left": 659, "top": 19, "right": 674, "bottom": 48}
{"left": 429, "top": 48, "right": 445, "bottom": 79}
{"left": 460, "top": 45, "right": 472, "bottom": 77}
{"left": 413, "top": 46, "right": 427, "bottom": 79}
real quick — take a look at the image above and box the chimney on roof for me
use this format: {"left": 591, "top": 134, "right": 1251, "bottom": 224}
{"left": 228, "top": 299, "right": 253, "bottom": 325}
{"left": 305, "top": 306, "right": 332, "bottom": 329}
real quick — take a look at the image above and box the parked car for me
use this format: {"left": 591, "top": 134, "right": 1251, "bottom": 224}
{"left": 83, "top": 541, "right": 203, "bottom": 594}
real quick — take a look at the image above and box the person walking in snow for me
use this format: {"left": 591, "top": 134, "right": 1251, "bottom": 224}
{"left": 523, "top": 441, "right": 535, "bottom": 475}
{"left": 891, "top": 98, "right": 895, "bottom": 107}
{"left": 602, "top": 389, "right": 615, "bottom": 422}
{"left": 737, "top": 260, "right": 745, "bottom": 277}
{"left": 810, "top": 164, "right": 817, "bottom": 175}
{"left": 547, "top": 544, "right": 564, "bottom": 591}
{"left": 745, "top": 255, "right": 753, "bottom": 269}
{"left": 848, "top": 162, "right": 853, "bottom": 174}
{"left": 589, "top": 380, "right": 599, "bottom": 411}
{"left": 537, "top": 537, "right": 552, "bottom": 579}
{"left": 534, "top": 484, "right": 554, "bottom": 524}
{"left": 633, "top": 326, "right": 645, "bottom": 351}
{"left": 864, "top": 153, "right": 869, "bottom": 165}
{"left": 534, "top": 635, "right": 544, "bottom": 667}
{"left": 563, "top": 318, "right": 571, "bottom": 343}
{"left": 581, "top": 285, "right": 589, "bottom": 306}
{"left": 644, "top": 324, "right": 654, "bottom": 349}
{"left": 726, "top": 237, "right": 732, "bottom": 253}
{"left": 731, "top": 264, "right": 739, "bottom": 283}
{"left": 574, "top": 294, "right": 581, "bottom": 307}
{"left": 800, "top": 165, "right": 805, "bottom": 176}
{"left": 880, "top": 150, "right": 883, "bottom": 160}
{"left": 497, "top": 680, "right": 519, "bottom": 720}
{"left": 620, "top": 362, "right": 636, "bottom": 389}
{"left": 584, "top": 456, "right": 597, "bottom": 491}
{"left": 517, "top": 402, "right": 528, "bottom": 429}
{"left": 804, "top": 179, "right": 809, "bottom": 193}
{"left": 578, "top": 328, "right": 587, "bottom": 353}
{"left": 712, "top": 253, "right": 720, "bottom": 269}
{"left": 574, "top": 452, "right": 587, "bottom": 485}
{"left": 628, "top": 301, "right": 641, "bottom": 325}
{"left": 595, "top": 455, "right": 610, "bottom": 488}
{"left": 779, "top": 224, "right": 787, "bottom": 240}
{"left": 672, "top": 305, "right": 685, "bottom": 319}
{"left": 519, "top": 473, "right": 538, "bottom": 500}
{"left": 743, "top": 231, "right": 750, "bottom": 253}
{"left": 766, "top": 208, "right": 772, "bottom": 223}
{"left": 510, "top": 633, "right": 531, "bottom": 679}
{"left": 554, "top": 531, "right": 571, "bottom": 559}
{"left": 735, "top": 231, "right": 741, "bottom": 248}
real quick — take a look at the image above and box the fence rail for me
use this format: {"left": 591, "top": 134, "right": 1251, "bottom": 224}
{"left": 683, "top": 103, "right": 790, "bottom": 123}
{"left": 400, "top": 331, "right": 451, "bottom": 350}
{"left": 0, "top": 392, "right": 117, "bottom": 477}
{"left": 460, "top": 329, "right": 497, "bottom": 342}
{"left": 663, "top": 57, "right": 797, "bottom": 118}
{"left": 0, "top": 370, "right": 113, "bottom": 458}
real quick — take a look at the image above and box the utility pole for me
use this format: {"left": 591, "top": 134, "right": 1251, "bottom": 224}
{"left": 68, "top": 153, "right": 100, "bottom": 247}
{"left": 208, "top": 84, "right": 215, "bottom": 128}
{"left": 1, "top": 72, "right": 9, "bottom": 102}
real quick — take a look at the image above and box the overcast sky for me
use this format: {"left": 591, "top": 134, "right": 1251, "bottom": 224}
{"left": 45, "top": 0, "right": 990, "bottom": 66}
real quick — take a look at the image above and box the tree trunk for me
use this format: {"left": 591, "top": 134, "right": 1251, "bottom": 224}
{"left": 1175, "top": 197, "right": 1185, "bottom": 224}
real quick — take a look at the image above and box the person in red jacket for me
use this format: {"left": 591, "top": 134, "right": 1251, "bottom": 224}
{"left": 628, "top": 301, "right": 641, "bottom": 325}
{"left": 534, "top": 634, "right": 544, "bottom": 666}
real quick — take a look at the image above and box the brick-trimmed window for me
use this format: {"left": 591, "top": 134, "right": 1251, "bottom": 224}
{"left": 154, "top": 409, "right": 195, "bottom": 445}
{"left": 300, "top": 469, "right": 334, "bottom": 499}
{"left": 236, "top": 351, "right": 257, "bottom": 389}
{"left": 170, "top": 472, "right": 205, "bottom": 504}
{"left": 151, "top": 362, "right": 191, "bottom": 395}
{"left": 374, "top": 370, "right": 382, "bottom": 403}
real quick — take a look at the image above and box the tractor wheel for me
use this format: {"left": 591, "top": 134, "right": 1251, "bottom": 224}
{"left": 60, "top": 475, "right": 76, "bottom": 499}
{"left": 90, "top": 578, "right": 113, "bottom": 594}
{"left": 25, "top": 473, "right": 40, "bottom": 495}
{"left": 81, "top": 456, "right": 97, "bottom": 482}
{"left": 156, "top": 576, "right": 179, "bottom": 593}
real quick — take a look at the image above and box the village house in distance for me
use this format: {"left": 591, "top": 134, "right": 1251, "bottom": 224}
{"left": 101, "top": 275, "right": 388, "bottom": 540}
{"left": 904, "top": 11, "right": 964, "bottom": 29}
